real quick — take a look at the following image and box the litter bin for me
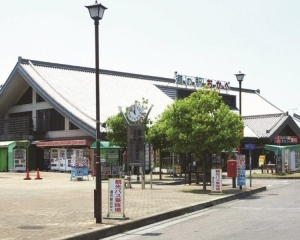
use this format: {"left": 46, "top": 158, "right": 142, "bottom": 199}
{"left": 196, "top": 171, "right": 203, "bottom": 184}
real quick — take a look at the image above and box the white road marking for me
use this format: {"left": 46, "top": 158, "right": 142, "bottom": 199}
{"left": 101, "top": 208, "right": 220, "bottom": 240}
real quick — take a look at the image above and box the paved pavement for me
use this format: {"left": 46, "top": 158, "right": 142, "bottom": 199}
{"left": 0, "top": 170, "right": 266, "bottom": 240}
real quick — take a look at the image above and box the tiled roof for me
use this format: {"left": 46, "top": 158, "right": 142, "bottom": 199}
{"left": 16, "top": 59, "right": 173, "bottom": 136}
{"left": 0, "top": 57, "right": 294, "bottom": 140}
{"left": 242, "top": 113, "right": 299, "bottom": 139}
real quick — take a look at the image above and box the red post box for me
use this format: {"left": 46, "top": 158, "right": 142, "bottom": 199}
{"left": 227, "top": 160, "right": 237, "bottom": 178}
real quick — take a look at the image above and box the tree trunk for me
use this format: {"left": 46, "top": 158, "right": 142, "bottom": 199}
{"left": 159, "top": 153, "right": 162, "bottom": 180}
{"left": 202, "top": 156, "right": 207, "bottom": 191}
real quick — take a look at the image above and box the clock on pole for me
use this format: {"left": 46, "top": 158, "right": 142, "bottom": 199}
{"left": 127, "top": 105, "right": 144, "bottom": 122}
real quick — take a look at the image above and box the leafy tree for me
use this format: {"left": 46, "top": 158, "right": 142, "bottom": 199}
{"left": 105, "top": 112, "right": 127, "bottom": 148}
{"left": 149, "top": 87, "right": 244, "bottom": 190}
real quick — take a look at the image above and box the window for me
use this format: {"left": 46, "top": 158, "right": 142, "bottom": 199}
{"left": 50, "top": 109, "right": 65, "bottom": 131}
{"left": 220, "top": 94, "right": 237, "bottom": 110}
{"left": 36, "top": 93, "right": 45, "bottom": 102}
{"left": 177, "top": 89, "right": 193, "bottom": 99}
{"left": 69, "top": 121, "right": 79, "bottom": 130}
{"left": 15, "top": 87, "right": 32, "bottom": 105}
{"left": 36, "top": 109, "right": 65, "bottom": 131}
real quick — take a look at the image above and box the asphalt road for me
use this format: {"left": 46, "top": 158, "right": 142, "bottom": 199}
{"left": 104, "top": 178, "right": 300, "bottom": 240}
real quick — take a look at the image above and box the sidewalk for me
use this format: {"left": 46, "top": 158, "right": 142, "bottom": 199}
{"left": 0, "top": 171, "right": 266, "bottom": 240}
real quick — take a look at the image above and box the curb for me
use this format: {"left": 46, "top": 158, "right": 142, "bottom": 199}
{"left": 55, "top": 186, "right": 267, "bottom": 240}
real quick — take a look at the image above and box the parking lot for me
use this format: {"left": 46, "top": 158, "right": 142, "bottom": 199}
{"left": 0, "top": 170, "right": 265, "bottom": 240}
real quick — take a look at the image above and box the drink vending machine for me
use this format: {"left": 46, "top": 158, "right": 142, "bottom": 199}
{"left": 66, "top": 148, "right": 73, "bottom": 172}
{"left": 50, "top": 148, "right": 59, "bottom": 171}
{"left": 44, "top": 149, "right": 50, "bottom": 171}
{"left": 59, "top": 148, "right": 67, "bottom": 172}
{"left": 14, "top": 149, "right": 26, "bottom": 172}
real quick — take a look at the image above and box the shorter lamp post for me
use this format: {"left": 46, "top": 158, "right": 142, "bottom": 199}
{"left": 235, "top": 71, "right": 245, "bottom": 190}
{"left": 85, "top": 0, "right": 107, "bottom": 224}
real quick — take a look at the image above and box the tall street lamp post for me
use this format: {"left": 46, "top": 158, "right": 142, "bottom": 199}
{"left": 235, "top": 71, "right": 245, "bottom": 191}
{"left": 85, "top": 1, "right": 107, "bottom": 224}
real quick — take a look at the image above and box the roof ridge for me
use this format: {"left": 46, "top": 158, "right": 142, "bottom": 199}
{"left": 254, "top": 91, "right": 284, "bottom": 113}
{"left": 243, "top": 123, "right": 259, "bottom": 138}
{"left": 18, "top": 57, "right": 174, "bottom": 83}
{"left": 243, "top": 112, "right": 287, "bottom": 119}
{"left": 266, "top": 113, "right": 287, "bottom": 133}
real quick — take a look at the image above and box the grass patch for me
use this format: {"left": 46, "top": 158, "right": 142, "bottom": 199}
{"left": 248, "top": 172, "right": 300, "bottom": 178}
{"left": 181, "top": 189, "right": 211, "bottom": 194}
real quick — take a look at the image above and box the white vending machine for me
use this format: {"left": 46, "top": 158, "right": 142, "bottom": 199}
{"left": 14, "top": 149, "right": 26, "bottom": 172}
{"left": 66, "top": 148, "right": 73, "bottom": 171}
{"left": 59, "top": 148, "right": 67, "bottom": 172}
{"left": 50, "top": 148, "right": 59, "bottom": 171}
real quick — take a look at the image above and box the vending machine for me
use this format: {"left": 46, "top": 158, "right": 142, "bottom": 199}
{"left": 44, "top": 149, "right": 51, "bottom": 171}
{"left": 50, "top": 148, "right": 59, "bottom": 171}
{"left": 14, "top": 149, "right": 26, "bottom": 172}
{"left": 59, "top": 148, "right": 67, "bottom": 172}
{"left": 74, "top": 149, "right": 83, "bottom": 159}
{"left": 103, "top": 162, "right": 111, "bottom": 178}
{"left": 66, "top": 148, "right": 73, "bottom": 172}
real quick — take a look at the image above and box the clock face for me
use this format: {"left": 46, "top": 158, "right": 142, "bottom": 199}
{"left": 127, "top": 105, "right": 144, "bottom": 122}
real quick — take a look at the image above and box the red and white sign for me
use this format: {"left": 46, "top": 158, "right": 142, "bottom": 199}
{"left": 211, "top": 169, "right": 222, "bottom": 193}
{"left": 274, "top": 136, "right": 298, "bottom": 144}
{"left": 107, "top": 179, "right": 125, "bottom": 217}
{"left": 237, "top": 155, "right": 246, "bottom": 168}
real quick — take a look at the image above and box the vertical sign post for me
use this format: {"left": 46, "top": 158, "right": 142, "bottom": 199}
{"left": 237, "top": 155, "right": 246, "bottom": 189}
{"left": 211, "top": 169, "right": 222, "bottom": 194}
{"left": 104, "top": 178, "right": 128, "bottom": 220}
{"left": 245, "top": 143, "right": 255, "bottom": 187}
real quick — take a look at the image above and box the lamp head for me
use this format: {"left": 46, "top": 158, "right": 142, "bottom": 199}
{"left": 235, "top": 71, "right": 245, "bottom": 82}
{"left": 85, "top": 1, "right": 107, "bottom": 20}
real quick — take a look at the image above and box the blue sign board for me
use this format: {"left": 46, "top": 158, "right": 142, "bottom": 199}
{"left": 237, "top": 168, "right": 246, "bottom": 186}
{"left": 245, "top": 143, "right": 255, "bottom": 150}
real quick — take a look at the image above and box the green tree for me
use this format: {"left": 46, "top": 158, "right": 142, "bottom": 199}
{"left": 105, "top": 112, "right": 127, "bottom": 148}
{"left": 149, "top": 87, "right": 244, "bottom": 190}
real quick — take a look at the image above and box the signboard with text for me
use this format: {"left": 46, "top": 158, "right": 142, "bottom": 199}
{"left": 106, "top": 178, "right": 127, "bottom": 219}
{"left": 211, "top": 169, "right": 222, "bottom": 193}
{"left": 127, "top": 125, "right": 145, "bottom": 166}
{"left": 145, "top": 144, "right": 150, "bottom": 171}
{"left": 174, "top": 73, "right": 230, "bottom": 90}
{"left": 245, "top": 143, "right": 255, "bottom": 150}
{"left": 274, "top": 136, "right": 298, "bottom": 144}
{"left": 258, "top": 155, "right": 266, "bottom": 167}
{"left": 237, "top": 154, "right": 246, "bottom": 186}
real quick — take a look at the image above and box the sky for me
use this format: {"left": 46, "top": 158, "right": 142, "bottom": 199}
{"left": 1, "top": 0, "right": 300, "bottom": 114}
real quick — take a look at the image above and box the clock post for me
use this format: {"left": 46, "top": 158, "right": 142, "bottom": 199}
{"left": 118, "top": 104, "right": 153, "bottom": 189}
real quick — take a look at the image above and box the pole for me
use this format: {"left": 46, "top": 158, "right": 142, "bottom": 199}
{"left": 250, "top": 149, "right": 252, "bottom": 187}
{"left": 150, "top": 171, "right": 152, "bottom": 189}
{"left": 239, "top": 80, "right": 242, "bottom": 190}
{"left": 232, "top": 177, "right": 236, "bottom": 188}
{"left": 142, "top": 144, "right": 145, "bottom": 189}
{"left": 94, "top": 19, "right": 102, "bottom": 224}
{"left": 172, "top": 152, "right": 175, "bottom": 180}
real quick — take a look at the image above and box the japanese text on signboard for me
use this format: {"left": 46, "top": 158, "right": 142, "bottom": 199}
{"left": 108, "top": 179, "right": 124, "bottom": 214}
{"left": 174, "top": 73, "right": 230, "bottom": 90}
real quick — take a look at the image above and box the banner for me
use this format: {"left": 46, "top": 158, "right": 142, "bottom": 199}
{"left": 237, "top": 155, "right": 246, "bottom": 186}
{"left": 106, "top": 178, "right": 128, "bottom": 219}
{"left": 258, "top": 155, "right": 265, "bottom": 167}
{"left": 211, "top": 169, "right": 222, "bottom": 193}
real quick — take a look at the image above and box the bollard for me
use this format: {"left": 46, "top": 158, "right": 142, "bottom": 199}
{"left": 126, "top": 176, "right": 131, "bottom": 188}
{"left": 150, "top": 171, "right": 152, "bottom": 189}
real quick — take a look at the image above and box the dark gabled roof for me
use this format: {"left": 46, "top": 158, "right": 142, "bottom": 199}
{"left": 243, "top": 113, "right": 300, "bottom": 141}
